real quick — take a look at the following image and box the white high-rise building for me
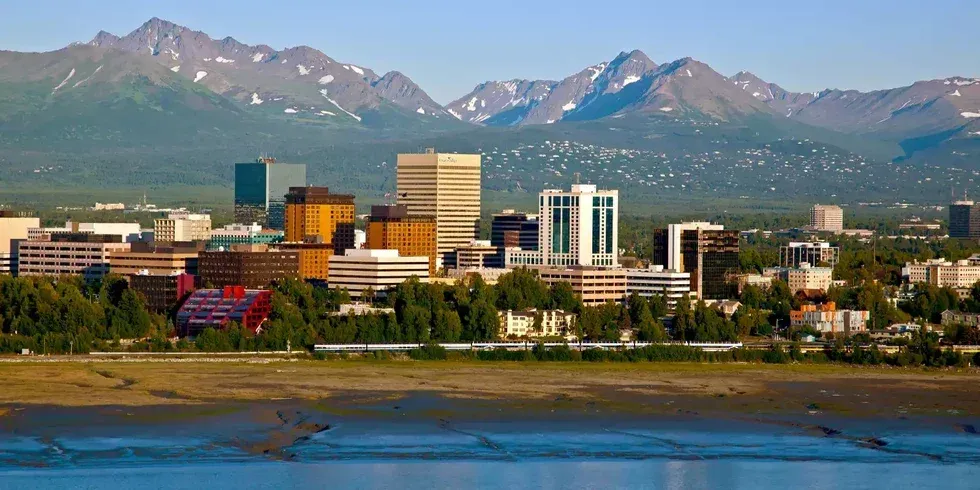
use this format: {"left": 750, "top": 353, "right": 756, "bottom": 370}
{"left": 154, "top": 213, "right": 212, "bottom": 242}
{"left": 506, "top": 184, "right": 618, "bottom": 268}
{"left": 810, "top": 205, "right": 844, "bottom": 233}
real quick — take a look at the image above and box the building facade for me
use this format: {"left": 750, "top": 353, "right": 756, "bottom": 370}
{"left": 791, "top": 303, "right": 869, "bottom": 334}
{"left": 328, "top": 249, "right": 430, "bottom": 298}
{"left": 18, "top": 234, "right": 131, "bottom": 281}
{"left": 130, "top": 272, "right": 196, "bottom": 313}
{"left": 652, "top": 222, "right": 739, "bottom": 300}
{"left": 208, "top": 223, "right": 283, "bottom": 251}
{"left": 397, "top": 149, "right": 481, "bottom": 266}
{"left": 234, "top": 157, "right": 307, "bottom": 229}
{"left": 490, "top": 210, "right": 539, "bottom": 250}
{"left": 625, "top": 265, "right": 693, "bottom": 310}
{"left": 154, "top": 213, "right": 212, "bottom": 242}
{"left": 109, "top": 241, "right": 204, "bottom": 277}
{"left": 498, "top": 309, "right": 576, "bottom": 339}
{"left": 0, "top": 212, "right": 40, "bottom": 275}
{"left": 902, "top": 259, "right": 980, "bottom": 289}
{"left": 366, "top": 204, "right": 437, "bottom": 276}
{"left": 949, "top": 200, "right": 980, "bottom": 239}
{"left": 767, "top": 264, "right": 834, "bottom": 293}
{"left": 780, "top": 241, "right": 840, "bottom": 269}
{"left": 197, "top": 245, "right": 299, "bottom": 289}
{"left": 176, "top": 287, "right": 273, "bottom": 336}
{"left": 506, "top": 185, "right": 618, "bottom": 268}
{"left": 455, "top": 241, "right": 505, "bottom": 269}
{"left": 810, "top": 205, "right": 844, "bottom": 233}
{"left": 277, "top": 241, "right": 334, "bottom": 281}
{"left": 284, "top": 186, "right": 355, "bottom": 253}
{"left": 538, "top": 267, "right": 627, "bottom": 306}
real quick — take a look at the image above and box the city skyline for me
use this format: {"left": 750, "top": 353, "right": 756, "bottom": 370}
{"left": 0, "top": 1, "right": 977, "bottom": 104}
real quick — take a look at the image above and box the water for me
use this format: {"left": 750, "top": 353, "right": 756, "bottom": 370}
{"left": 1, "top": 417, "right": 979, "bottom": 489}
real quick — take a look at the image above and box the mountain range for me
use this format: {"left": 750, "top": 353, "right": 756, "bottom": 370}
{"left": 1, "top": 17, "right": 978, "bottom": 205}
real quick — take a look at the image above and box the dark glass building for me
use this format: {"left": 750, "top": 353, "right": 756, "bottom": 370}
{"left": 652, "top": 224, "right": 739, "bottom": 300}
{"left": 490, "top": 210, "right": 539, "bottom": 250}
{"left": 949, "top": 201, "right": 980, "bottom": 239}
{"left": 198, "top": 245, "right": 299, "bottom": 289}
{"left": 234, "top": 157, "right": 307, "bottom": 229}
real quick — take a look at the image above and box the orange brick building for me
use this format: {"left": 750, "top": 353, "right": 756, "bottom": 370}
{"left": 366, "top": 205, "right": 437, "bottom": 275}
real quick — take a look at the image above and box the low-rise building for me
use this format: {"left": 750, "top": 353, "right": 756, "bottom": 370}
{"left": 454, "top": 240, "right": 505, "bottom": 269}
{"left": 902, "top": 259, "right": 980, "bottom": 290}
{"left": 130, "top": 272, "right": 196, "bottom": 313}
{"left": 109, "top": 241, "right": 204, "bottom": 276}
{"left": 18, "top": 233, "right": 131, "bottom": 281}
{"left": 154, "top": 213, "right": 212, "bottom": 242}
{"left": 766, "top": 263, "right": 834, "bottom": 293}
{"left": 538, "top": 267, "right": 627, "bottom": 306}
{"left": 780, "top": 242, "right": 839, "bottom": 269}
{"left": 0, "top": 211, "right": 40, "bottom": 275}
{"left": 277, "top": 241, "right": 334, "bottom": 281}
{"left": 29, "top": 221, "right": 142, "bottom": 243}
{"left": 498, "top": 309, "right": 576, "bottom": 339}
{"left": 198, "top": 244, "right": 299, "bottom": 289}
{"left": 328, "top": 249, "right": 430, "bottom": 298}
{"left": 332, "top": 303, "right": 396, "bottom": 316}
{"left": 208, "top": 223, "right": 283, "bottom": 251}
{"left": 790, "top": 303, "right": 869, "bottom": 334}
{"left": 625, "top": 265, "right": 693, "bottom": 310}
{"left": 176, "top": 286, "right": 273, "bottom": 336}
{"left": 941, "top": 310, "right": 980, "bottom": 327}
{"left": 736, "top": 273, "right": 775, "bottom": 292}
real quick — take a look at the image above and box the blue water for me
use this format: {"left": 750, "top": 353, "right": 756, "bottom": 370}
{"left": 3, "top": 460, "right": 979, "bottom": 490}
{"left": 1, "top": 413, "right": 979, "bottom": 488}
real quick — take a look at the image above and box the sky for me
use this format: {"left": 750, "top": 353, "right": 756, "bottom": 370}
{"left": 2, "top": 0, "right": 978, "bottom": 104}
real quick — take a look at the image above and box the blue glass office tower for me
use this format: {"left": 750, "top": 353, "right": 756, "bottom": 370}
{"left": 233, "top": 157, "right": 306, "bottom": 229}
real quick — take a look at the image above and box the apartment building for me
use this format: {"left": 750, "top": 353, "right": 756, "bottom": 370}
{"left": 366, "top": 204, "right": 437, "bottom": 276}
{"left": 18, "top": 233, "right": 131, "bottom": 281}
{"left": 498, "top": 309, "right": 576, "bottom": 339}
{"left": 767, "top": 263, "right": 834, "bottom": 293}
{"left": 397, "top": 149, "right": 481, "bottom": 266}
{"left": 327, "top": 249, "right": 430, "bottom": 298}
{"left": 902, "top": 259, "right": 980, "bottom": 290}
{"left": 791, "top": 302, "right": 869, "bottom": 334}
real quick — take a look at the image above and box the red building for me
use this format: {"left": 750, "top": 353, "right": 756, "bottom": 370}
{"left": 176, "top": 286, "right": 272, "bottom": 337}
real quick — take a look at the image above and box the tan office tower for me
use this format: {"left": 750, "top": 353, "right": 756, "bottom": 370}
{"left": 397, "top": 149, "right": 481, "bottom": 267}
{"left": 810, "top": 204, "right": 844, "bottom": 233}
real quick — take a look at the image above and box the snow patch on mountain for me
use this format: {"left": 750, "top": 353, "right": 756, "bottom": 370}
{"left": 215, "top": 57, "right": 234, "bottom": 63}
{"left": 252, "top": 53, "right": 264, "bottom": 62}
{"left": 349, "top": 65, "right": 365, "bottom": 76}
{"left": 562, "top": 101, "right": 577, "bottom": 111}
{"left": 318, "top": 75, "right": 334, "bottom": 84}
{"left": 194, "top": 71, "right": 207, "bottom": 82}
{"left": 171, "top": 65, "right": 180, "bottom": 72}
{"left": 622, "top": 75, "right": 641, "bottom": 87}
{"left": 250, "top": 93, "right": 264, "bottom": 105}
{"left": 297, "top": 65, "right": 310, "bottom": 75}
{"left": 52, "top": 68, "right": 75, "bottom": 92}
{"left": 71, "top": 65, "right": 102, "bottom": 88}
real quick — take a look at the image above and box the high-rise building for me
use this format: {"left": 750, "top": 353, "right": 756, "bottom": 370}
{"left": 780, "top": 242, "right": 840, "bottom": 269}
{"left": 18, "top": 233, "right": 131, "bottom": 281}
{"left": 652, "top": 222, "right": 739, "bottom": 300}
{"left": 396, "top": 149, "right": 481, "bottom": 266}
{"left": 234, "top": 157, "right": 306, "bottom": 229}
{"left": 284, "top": 186, "right": 355, "bottom": 253}
{"left": 208, "top": 223, "right": 283, "bottom": 251}
{"left": 198, "top": 244, "right": 299, "bottom": 289}
{"left": 949, "top": 200, "right": 980, "bottom": 239}
{"left": 328, "top": 249, "right": 430, "bottom": 298}
{"left": 505, "top": 185, "right": 618, "bottom": 268}
{"left": 490, "top": 210, "right": 539, "bottom": 250}
{"left": 0, "top": 211, "right": 40, "bottom": 275}
{"left": 277, "top": 241, "right": 334, "bottom": 282}
{"left": 366, "top": 205, "right": 437, "bottom": 276}
{"left": 810, "top": 204, "right": 844, "bottom": 233}
{"left": 154, "top": 213, "right": 212, "bottom": 242}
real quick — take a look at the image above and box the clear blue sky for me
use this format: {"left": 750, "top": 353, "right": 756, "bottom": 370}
{"left": 2, "top": 0, "right": 978, "bottom": 104}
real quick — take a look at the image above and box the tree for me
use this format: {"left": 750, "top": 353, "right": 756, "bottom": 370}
{"left": 362, "top": 287, "right": 376, "bottom": 306}
{"left": 635, "top": 300, "right": 667, "bottom": 342}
